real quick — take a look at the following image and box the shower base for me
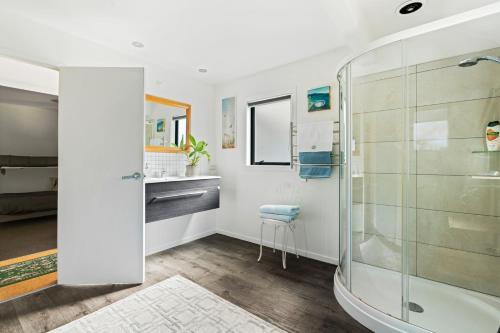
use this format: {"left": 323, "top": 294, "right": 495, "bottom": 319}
{"left": 334, "top": 262, "right": 500, "bottom": 333}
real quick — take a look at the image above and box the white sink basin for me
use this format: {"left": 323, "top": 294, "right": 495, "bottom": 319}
{"left": 144, "top": 175, "right": 220, "bottom": 183}
{"left": 144, "top": 176, "right": 180, "bottom": 183}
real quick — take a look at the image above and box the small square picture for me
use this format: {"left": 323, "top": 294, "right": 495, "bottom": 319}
{"left": 308, "top": 86, "right": 331, "bottom": 112}
{"left": 156, "top": 118, "right": 165, "bottom": 132}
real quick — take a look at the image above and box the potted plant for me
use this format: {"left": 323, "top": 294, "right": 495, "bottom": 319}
{"left": 174, "top": 134, "right": 211, "bottom": 176}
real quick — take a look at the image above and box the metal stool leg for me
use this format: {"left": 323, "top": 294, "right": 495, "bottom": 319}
{"left": 282, "top": 225, "right": 288, "bottom": 269}
{"left": 257, "top": 221, "right": 264, "bottom": 262}
{"left": 273, "top": 225, "right": 277, "bottom": 253}
{"left": 290, "top": 224, "right": 299, "bottom": 258}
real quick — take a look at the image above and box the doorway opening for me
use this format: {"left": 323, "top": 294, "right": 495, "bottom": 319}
{"left": 0, "top": 56, "right": 59, "bottom": 302}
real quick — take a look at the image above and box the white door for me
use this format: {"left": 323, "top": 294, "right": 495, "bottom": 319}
{"left": 58, "top": 67, "right": 144, "bottom": 284}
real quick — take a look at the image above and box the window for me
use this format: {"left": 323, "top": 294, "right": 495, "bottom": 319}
{"left": 249, "top": 95, "right": 292, "bottom": 166}
{"left": 170, "top": 116, "right": 186, "bottom": 146}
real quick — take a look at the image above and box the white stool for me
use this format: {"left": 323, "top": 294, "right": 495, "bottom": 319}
{"left": 257, "top": 218, "right": 299, "bottom": 269}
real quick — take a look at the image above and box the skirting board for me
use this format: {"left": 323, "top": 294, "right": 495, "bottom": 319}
{"left": 145, "top": 229, "right": 216, "bottom": 256}
{"left": 216, "top": 228, "right": 338, "bottom": 265}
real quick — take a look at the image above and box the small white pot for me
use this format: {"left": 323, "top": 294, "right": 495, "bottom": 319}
{"left": 185, "top": 165, "right": 200, "bottom": 177}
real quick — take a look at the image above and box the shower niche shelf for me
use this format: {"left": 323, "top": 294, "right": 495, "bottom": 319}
{"left": 471, "top": 150, "right": 500, "bottom": 154}
{"left": 471, "top": 175, "right": 500, "bottom": 180}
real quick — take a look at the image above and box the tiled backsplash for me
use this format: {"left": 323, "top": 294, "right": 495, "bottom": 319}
{"left": 144, "top": 152, "right": 187, "bottom": 177}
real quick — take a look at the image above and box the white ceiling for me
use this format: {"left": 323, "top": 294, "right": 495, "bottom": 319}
{"left": 349, "top": 0, "right": 500, "bottom": 40}
{"left": 1, "top": 0, "right": 498, "bottom": 83}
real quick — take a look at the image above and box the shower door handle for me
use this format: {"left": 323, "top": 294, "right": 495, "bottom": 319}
{"left": 290, "top": 121, "right": 295, "bottom": 169}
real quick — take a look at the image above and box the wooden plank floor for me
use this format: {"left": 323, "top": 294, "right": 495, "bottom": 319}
{"left": 0, "top": 234, "right": 371, "bottom": 333}
{"left": 0, "top": 217, "right": 57, "bottom": 261}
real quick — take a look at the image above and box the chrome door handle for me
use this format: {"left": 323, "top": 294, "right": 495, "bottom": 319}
{"left": 122, "top": 172, "right": 142, "bottom": 180}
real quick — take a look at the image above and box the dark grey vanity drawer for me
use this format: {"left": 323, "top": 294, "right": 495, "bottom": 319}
{"left": 145, "top": 178, "right": 220, "bottom": 222}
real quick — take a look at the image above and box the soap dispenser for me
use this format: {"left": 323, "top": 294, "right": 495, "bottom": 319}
{"left": 486, "top": 121, "right": 500, "bottom": 151}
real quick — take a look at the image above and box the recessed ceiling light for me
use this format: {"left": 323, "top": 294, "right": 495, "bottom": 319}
{"left": 198, "top": 67, "right": 208, "bottom": 73}
{"left": 396, "top": 0, "right": 424, "bottom": 15}
{"left": 131, "top": 41, "right": 144, "bottom": 48}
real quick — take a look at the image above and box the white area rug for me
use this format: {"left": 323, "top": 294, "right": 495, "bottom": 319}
{"left": 50, "top": 275, "right": 285, "bottom": 333}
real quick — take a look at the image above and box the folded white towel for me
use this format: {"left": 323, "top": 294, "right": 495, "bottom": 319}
{"left": 297, "top": 121, "right": 334, "bottom": 152}
{"left": 260, "top": 213, "right": 298, "bottom": 223}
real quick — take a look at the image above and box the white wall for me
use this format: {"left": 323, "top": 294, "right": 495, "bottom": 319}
{"left": 0, "top": 12, "right": 217, "bottom": 255}
{"left": 0, "top": 56, "right": 59, "bottom": 194}
{"left": 0, "top": 102, "right": 58, "bottom": 193}
{"left": 215, "top": 49, "right": 349, "bottom": 264}
{"left": 0, "top": 103, "right": 58, "bottom": 156}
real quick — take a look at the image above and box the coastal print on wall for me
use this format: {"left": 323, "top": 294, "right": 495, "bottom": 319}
{"left": 222, "top": 97, "right": 236, "bottom": 149}
{"left": 308, "top": 86, "right": 331, "bottom": 112}
{"left": 156, "top": 118, "right": 165, "bottom": 132}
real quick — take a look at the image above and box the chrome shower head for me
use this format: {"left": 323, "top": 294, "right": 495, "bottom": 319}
{"left": 459, "top": 55, "right": 500, "bottom": 67}
{"left": 458, "top": 58, "right": 478, "bottom": 67}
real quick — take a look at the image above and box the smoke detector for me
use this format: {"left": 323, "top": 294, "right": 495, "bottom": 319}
{"left": 131, "top": 41, "right": 144, "bottom": 48}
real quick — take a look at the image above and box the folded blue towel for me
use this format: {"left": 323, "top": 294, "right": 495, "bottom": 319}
{"left": 299, "top": 151, "right": 332, "bottom": 179}
{"left": 299, "top": 166, "right": 332, "bottom": 179}
{"left": 299, "top": 151, "right": 332, "bottom": 164}
{"left": 260, "top": 213, "right": 298, "bottom": 223}
{"left": 259, "top": 204, "right": 300, "bottom": 216}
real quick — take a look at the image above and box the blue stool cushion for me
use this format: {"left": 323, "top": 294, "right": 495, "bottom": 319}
{"left": 260, "top": 213, "right": 298, "bottom": 223}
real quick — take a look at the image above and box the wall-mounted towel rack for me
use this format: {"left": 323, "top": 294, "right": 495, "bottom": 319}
{"left": 292, "top": 163, "right": 344, "bottom": 166}
{"left": 289, "top": 121, "right": 340, "bottom": 170}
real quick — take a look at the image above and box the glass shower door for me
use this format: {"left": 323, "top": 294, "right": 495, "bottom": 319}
{"left": 338, "top": 64, "right": 350, "bottom": 288}
{"left": 348, "top": 40, "right": 408, "bottom": 319}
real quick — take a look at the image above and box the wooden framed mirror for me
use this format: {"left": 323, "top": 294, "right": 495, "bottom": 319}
{"left": 145, "top": 94, "right": 191, "bottom": 153}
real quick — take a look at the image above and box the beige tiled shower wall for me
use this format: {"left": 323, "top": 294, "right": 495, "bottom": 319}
{"left": 351, "top": 47, "right": 500, "bottom": 297}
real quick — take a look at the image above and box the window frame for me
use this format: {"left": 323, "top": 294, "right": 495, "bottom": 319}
{"left": 171, "top": 115, "right": 186, "bottom": 146}
{"left": 248, "top": 94, "right": 292, "bottom": 166}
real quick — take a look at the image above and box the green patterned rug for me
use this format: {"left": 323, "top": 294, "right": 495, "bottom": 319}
{"left": 0, "top": 253, "right": 57, "bottom": 288}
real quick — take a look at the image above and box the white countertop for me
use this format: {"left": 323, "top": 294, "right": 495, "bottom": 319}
{"left": 144, "top": 175, "right": 221, "bottom": 184}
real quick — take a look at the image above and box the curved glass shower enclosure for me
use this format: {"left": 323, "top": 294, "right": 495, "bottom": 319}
{"left": 335, "top": 11, "right": 500, "bottom": 333}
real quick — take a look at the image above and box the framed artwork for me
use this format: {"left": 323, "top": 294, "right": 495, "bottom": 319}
{"left": 222, "top": 97, "right": 236, "bottom": 149}
{"left": 308, "top": 86, "right": 331, "bottom": 112}
{"left": 156, "top": 118, "right": 165, "bottom": 132}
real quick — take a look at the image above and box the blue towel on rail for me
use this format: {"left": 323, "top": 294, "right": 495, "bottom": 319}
{"left": 259, "top": 204, "right": 300, "bottom": 216}
{"left": 260, "top": 213, "right": 299, "bottom": 223}
{"left": 299, "top": 151, "right": 332, "bottom": 179}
